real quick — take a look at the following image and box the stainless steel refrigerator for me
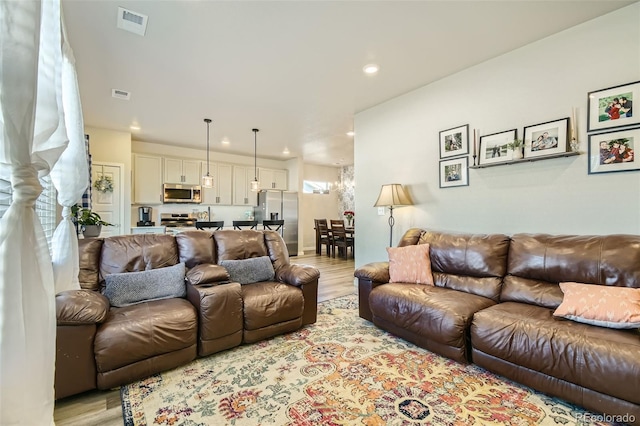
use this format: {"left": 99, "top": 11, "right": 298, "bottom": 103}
{"left": 254, "top": 191, "right": 298, "bottom": 256}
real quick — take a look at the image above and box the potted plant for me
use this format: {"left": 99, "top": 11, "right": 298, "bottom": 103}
{"left": 507, "top": 138, "right": 524, "bottom": 159}
{"left": 72, "top": 205, "right": 113, "bottom": 238}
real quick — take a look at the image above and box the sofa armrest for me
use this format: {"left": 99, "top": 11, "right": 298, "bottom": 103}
{"left": 277, "top": 264, "right": 320, "bottom": 287}
{"left": 56, "top": 290, "right": 110, "bottom": 325}
{"left": 354, "top": 262, "right": 390, "bottom": 283}
{"left": 354, "top": 262, "right": 390, "bottom": 322}
{"left": 186, "top": 264, "right": 230, "bottom": 285}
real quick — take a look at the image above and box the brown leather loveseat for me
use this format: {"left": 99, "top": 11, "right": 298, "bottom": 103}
{"left": 355, "top": 228, "right": 640, "bottom": 424}
{"left": 55, "top": 229, "right": 319, "bottom": 400}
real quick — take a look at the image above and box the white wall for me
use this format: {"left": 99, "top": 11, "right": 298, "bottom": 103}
{"left": 354, "top": 4, "right": 640, "bottom": 267}
{"left": 85, "top": 127, "right": 132, "bottom": 232}
{"left": 302, "top": 164, "right": 341, "bottom": 251}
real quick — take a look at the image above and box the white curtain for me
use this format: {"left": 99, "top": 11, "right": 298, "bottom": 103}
{"left": 50, "top": 19, "right": 89, "bottom": 294}
{"left": 0, "top": 1, "right": 83, "bottom": 424}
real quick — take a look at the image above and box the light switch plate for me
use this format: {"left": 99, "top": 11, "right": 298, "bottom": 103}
{"left": 377, "top": 207, "right": 385, "bottom": 215}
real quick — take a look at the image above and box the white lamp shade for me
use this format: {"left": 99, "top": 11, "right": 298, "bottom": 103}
{"left": 250, "top": 179, "right": 260, "bottom": 192}
{"left": 374, "top": 184, "right": 412, "bottom": 207}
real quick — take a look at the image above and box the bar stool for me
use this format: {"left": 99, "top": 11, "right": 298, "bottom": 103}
{"left": 195, "top": 221, "right": 224, "bottom": 230}
{"left": 232, "top": 220, "right": 258, "bottom": 230}
{"left": 262, "top": 220, "right": 284, "bottom": 232}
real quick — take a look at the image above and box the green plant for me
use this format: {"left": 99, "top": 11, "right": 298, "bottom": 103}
{"left": 507, "top": 139, "right": 523, "bottom": 150}
{"left": 71, "top": 205, "right": 113, "bottom": 226}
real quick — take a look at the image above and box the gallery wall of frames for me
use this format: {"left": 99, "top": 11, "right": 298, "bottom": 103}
{"left": 437, "top": 80, "right": 639, "bottom": 188}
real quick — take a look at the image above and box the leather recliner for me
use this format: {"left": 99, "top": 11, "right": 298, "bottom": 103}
{"left": 55, "top": 229, "right": 319, "bottom": 400}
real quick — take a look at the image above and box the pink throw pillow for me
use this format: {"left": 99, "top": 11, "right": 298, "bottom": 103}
{"left": 553, "top": 282, "right": 640, "bottom": 329}
{"left": 387, "top": 244, "right": 434, "bottom": 285}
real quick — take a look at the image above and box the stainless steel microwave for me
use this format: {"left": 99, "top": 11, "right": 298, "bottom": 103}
{"left": 163, "top": 183, "right": 202, "bottom": 204}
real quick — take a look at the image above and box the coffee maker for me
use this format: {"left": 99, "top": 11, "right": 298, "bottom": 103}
{"left": 137, "top": 206, "right": 154, "bottom": 226}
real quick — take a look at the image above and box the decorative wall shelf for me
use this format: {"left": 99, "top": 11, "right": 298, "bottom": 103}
{"left": 469, "top": 151, "right": 580, "bottom": 169}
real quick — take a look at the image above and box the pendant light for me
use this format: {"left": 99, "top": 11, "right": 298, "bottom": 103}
{"left": 202, "top": 118, "right": 214, "bottom": 188}
{"left": 251, "top": 128, "right": 260, "bottom": 192}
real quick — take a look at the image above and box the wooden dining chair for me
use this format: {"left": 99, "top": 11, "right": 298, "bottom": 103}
{"left": 330, "top": 220, "right": 353, "bottom": 259}
{"left": 314, "top": 219, "right": 333, "bottom": 257}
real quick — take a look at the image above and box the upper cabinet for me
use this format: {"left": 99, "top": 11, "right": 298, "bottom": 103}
{"left": 133, "top": 153, "right": 288, "bottom": 206}
{"left": 201, "top": 162, "right": 233, "bottom": 205}
{"left": 133, "top": 154, "right": 163, "bottom": 204}
{"left": 258, "top": 167, "right": 287, "bottom": 190}
{"left": 164, "top": 157, "right": 200, "bottom": 184}
{"left": 233, "top": 165, "right": 257, "bottom": 206}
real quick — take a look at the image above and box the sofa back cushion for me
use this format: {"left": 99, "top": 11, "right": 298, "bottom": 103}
{"left": 263, "top": 230, "right": 290, "bottom": 273}
{"left": 502, "top": 233, "right": 640, "bottom": 308}
{"left": 416, "top": 230, "right": 510, "bottom": 301}
{"left": 214, "top": 230, "right": 268, "bottom": 261}
{"left": 78, "top": 238, "right": 104, "bottom": 291}
{"left": 398, "top": 228, "right": 424, "bottom": 247}
{"left": 175, "top": 231, "right": 216, "bottom": 268}
{"left": 100, "top": 234, "right": 179, "bottom": 287}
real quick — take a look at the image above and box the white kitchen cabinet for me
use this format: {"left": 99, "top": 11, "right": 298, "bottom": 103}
{"left": 201, "top": 162, "right": 233, "bottom": 205}
{"left": 233, "top": 165, "right": 257, "bottom": 206}
{"left": 258, "top": 167, "right": 287, "bottom": 190}
{"left": 133, "top": 154, "right": 163, "bottom": 204}
{"left": 164, "top": 157, "right": 201, "bottom": 184}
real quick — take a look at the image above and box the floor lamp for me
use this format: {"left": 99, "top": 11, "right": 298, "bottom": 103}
{"left": 374, "top": 184, "right": 413, "bottom": 247}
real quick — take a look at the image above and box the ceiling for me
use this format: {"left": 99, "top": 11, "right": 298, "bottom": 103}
{"left": 62, "top": 0, "right": 634, "bottom": 167}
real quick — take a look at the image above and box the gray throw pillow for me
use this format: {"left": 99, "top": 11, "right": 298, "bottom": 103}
{"left": 219, "top": 256, "right": 275, "bottom": 285}
{"left": 104, "top": 263, "right": 186, "bottom": 307}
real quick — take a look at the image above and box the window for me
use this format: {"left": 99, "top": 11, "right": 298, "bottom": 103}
{"left": 36, "top": 175, "right": 57, "bottom": 253}
{"left": 303, "top": 180, "right": 331, "bottom": 194}
{"left": 0, "top": 176, "right": 58, "bottom": 254}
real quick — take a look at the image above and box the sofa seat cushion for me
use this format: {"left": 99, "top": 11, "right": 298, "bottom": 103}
{"left": 241, "top": 282, "right": 303, "bottom": 330}
{"left": 94, "top": 298, "right": 197, "bottom": 373}
{"left": 370, "top": 283, "right": 496, "bottom": 349}
{"left": 471, "top": 302, "right": 640, "bottom": 405}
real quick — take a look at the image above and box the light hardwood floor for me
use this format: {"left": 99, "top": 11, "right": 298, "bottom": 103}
{"left": 53, "top": 252, "right": 355, "bottom": 425}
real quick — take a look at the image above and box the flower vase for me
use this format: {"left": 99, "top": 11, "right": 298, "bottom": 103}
{"left": 512, "top": 148, "right": 524, "bottom": 160}
{"left": 347, "top": 219, "right": 353, "bottom": 227}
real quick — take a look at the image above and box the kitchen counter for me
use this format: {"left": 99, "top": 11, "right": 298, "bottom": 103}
{"left": 130, "top": 226, "right": 166, "bottom": 234}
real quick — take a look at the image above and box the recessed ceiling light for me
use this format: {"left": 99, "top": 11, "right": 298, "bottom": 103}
{"left": 221, "top": 139, "right": 230, "bottom": 145}
{"left": 130, "top": 125, "right": 140, "bottom": 131}
{"left": 283, "top": 147, "right": 290, "bottom": 155}
{"left": 363, "top": 64, "right": 379, "bottom": 75}
{"left": 346, "top": 131, "right": 355, "bottom": 137}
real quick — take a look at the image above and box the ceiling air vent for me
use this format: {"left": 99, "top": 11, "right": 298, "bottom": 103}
{"left": 116, "top": 7, "right": 148, "bottom": 36}
{"left": 112, "top": 89, "right": 131, "bottom": 100}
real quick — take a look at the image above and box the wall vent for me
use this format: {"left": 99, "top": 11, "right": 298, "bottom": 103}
{"left": 116, "top": 7, "right": 148, "bottom": 36}
{"left": 111, "top": 89, "right": 131, "bottom": 100}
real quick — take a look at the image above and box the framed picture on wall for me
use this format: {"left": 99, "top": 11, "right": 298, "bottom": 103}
{"left": 439, "top": 124, "right": 469, "bottom": 159}
{"left": 523, "top": 117, "right": 569, "bottom": 158}
{"left": 439, "top": 156, "right": 469, "bottom": 188}
{"left": 588, "top": 126, "right": 639, "bottom": 175}
{"left": 587, "top": 80, "right": 639, "bottom": 132}
{"left": 479, "top": 129, "right": 517, "bottom": 165}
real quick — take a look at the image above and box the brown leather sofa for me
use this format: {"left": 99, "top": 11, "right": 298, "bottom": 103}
{"left": 355, "top": 229, "right": 640, "bottom": 424}
{"left": 55, "top": 229, "right": 319, "bottom": 400}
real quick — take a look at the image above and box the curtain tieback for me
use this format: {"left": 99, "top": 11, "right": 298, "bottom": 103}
{"left": 11, "top": 165, "right": 42, "bottom": 206}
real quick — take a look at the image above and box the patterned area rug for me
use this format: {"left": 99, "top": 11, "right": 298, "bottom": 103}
{"left": 121, "top": 295, "right": 613, "bottom": 425}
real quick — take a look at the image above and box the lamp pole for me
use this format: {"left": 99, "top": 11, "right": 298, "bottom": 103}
{"left": 388, "top": 205, "right": 395, "bottom": 247}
